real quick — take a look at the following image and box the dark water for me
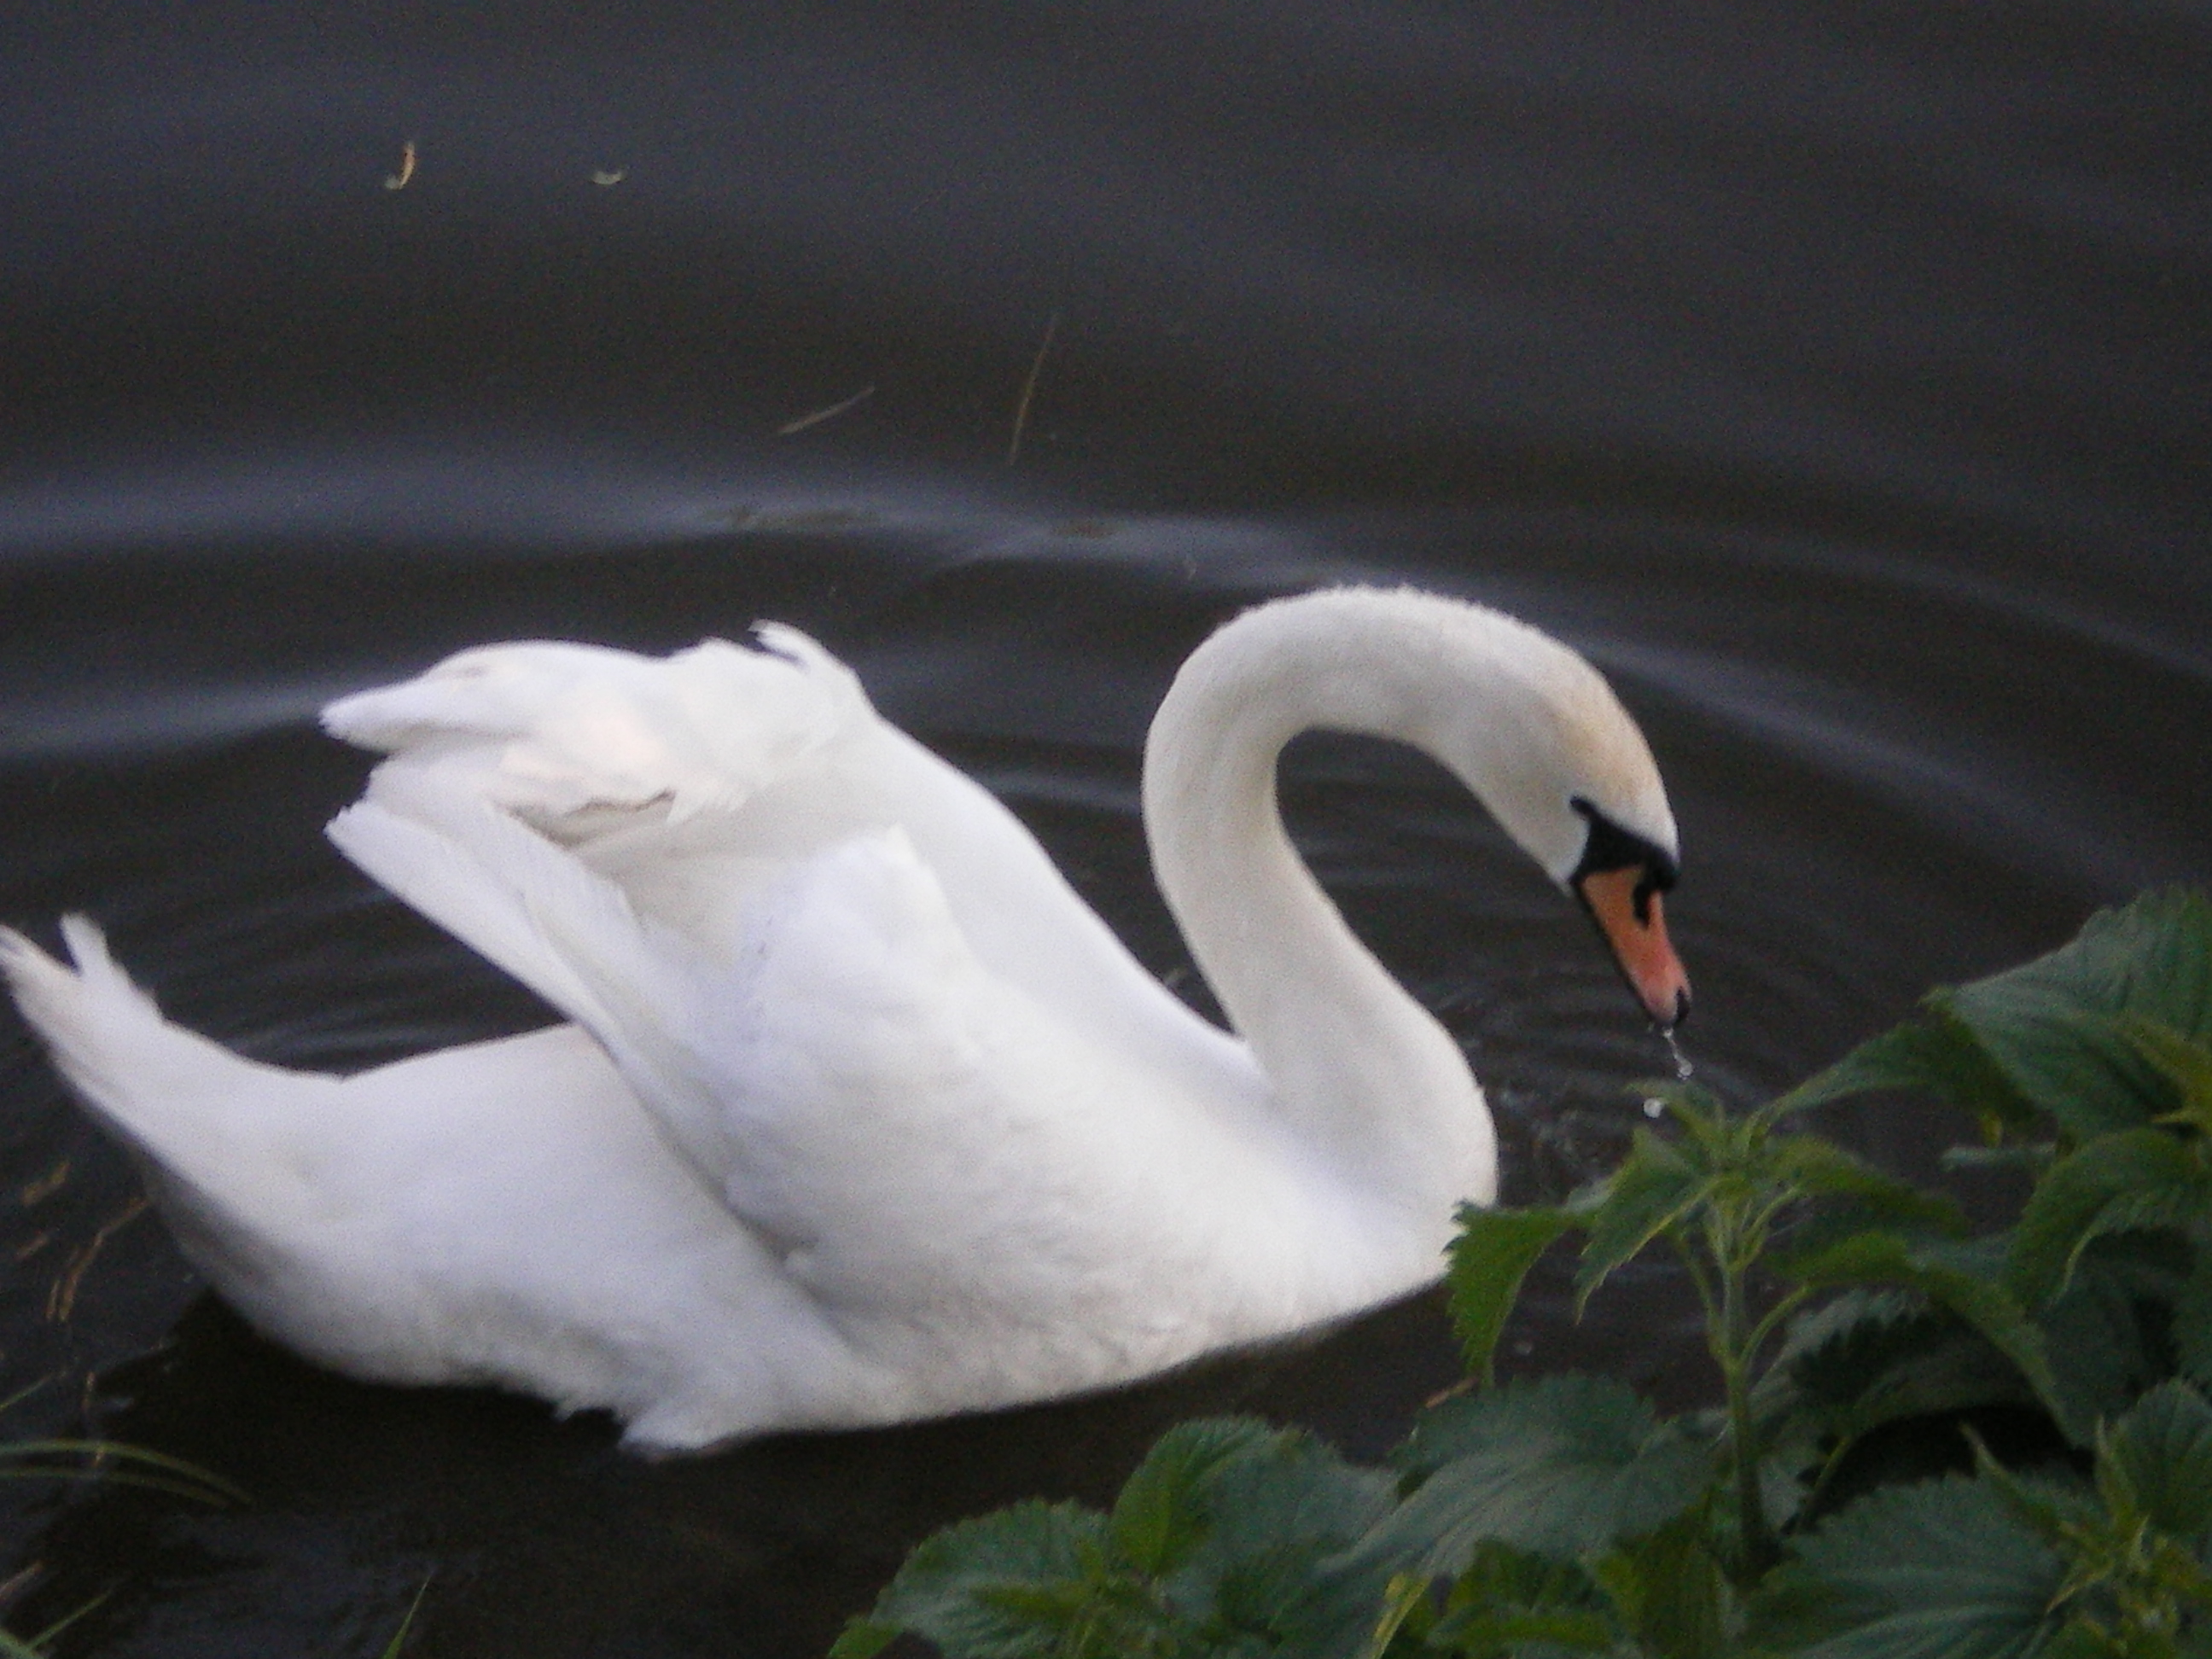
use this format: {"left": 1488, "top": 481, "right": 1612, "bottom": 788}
{"left": 2, "top": 3, "right": 2207, "bottom": 1653}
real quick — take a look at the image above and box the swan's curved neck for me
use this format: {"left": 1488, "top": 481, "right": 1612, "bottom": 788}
{"left": 1142, "top": 595, "right": 1507, "bottom": 1212}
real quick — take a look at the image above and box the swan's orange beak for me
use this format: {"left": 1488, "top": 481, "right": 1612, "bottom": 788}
{"left": 1577, "top": 866, "right": 1691, "bottom": 1030}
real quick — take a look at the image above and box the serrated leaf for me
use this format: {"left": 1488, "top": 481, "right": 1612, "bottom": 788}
{"left": 1778, "top": 893, "right": 2212, "bottom": 1149}
{"left": 1749, "top": 1477, "right": 2065, "bottom": 1658}
{"left": 2009, "top": 1128, "right": 2209, "bottom": 1305}
{"left": 2180, "top": 1227, "right": 2212, "bottom": 1391}
{"left": 1362, "top": 1375, "right": 1714, "bottom": 1577}
{"left": 1573, "top": 1131, "right": 1714, "bottom": 1309}
{"left": 1777, "top": 1231, "right": 2071, "bottom": 1439}
{"left": 1761, "top": 1288, "right": 1924, "bottom": 1388}
{"left": 1360, "top": 1571, "right": 1433, "bottom": 1659}
{"left": 1447, "top": 1202, "right": 1579, "bottom": 1385}
{"left": 1961, "top": 1427, "right": 2097, "bottom": 1551}
{"left": 1168, "top": 1429, "right": 1397, "bottom": 1655}
{"left": 1644, "top": 1080, "right": 1738, "bottom": 1156}
{"left": 2041, "top": 1624, "right": 2128, "bottom": 1659}
{"left": 2119, "top": 1015, "right": 2212, "bottom": 1138}
{"left": 1944, "top": 889, "right": 2212, "bottom": 1141}
{"left": 824, "top": 1619, "right": 899, "bottom": 1659}
{"left": 1593, "top": 1510, "right": 1729, "bottom": 1659}
{"left": 2038, "top": 1234, "right": 2195, "bottom": 1434}
{"left": 1108, "top": 1417, "right": 1276, "bottom": 1575}
{"left": 1772, "top": 1009, "right": 2038, "bottom": 1138}
{"left": 1429, "top": 1602, "right": 1619, "bottom": 1650}
{"left": 1195, "top": 1432, "right": 1396, "bottom": 1561}
{"left": 2104, "top": 1380, "right": 2212, "bottom": 1540}
{"left": 844, "top": 1499, "right": 1109, "bottom": 1659}
{"left": 1767, "top": 1135, "right": 1965, "bottom": 1234}
{"left": 1754, "top": 1289, "right": 2036, "bottom": 1459}
{"left": 1439, "top": 1537, "right": 1603, "bottom": 1618}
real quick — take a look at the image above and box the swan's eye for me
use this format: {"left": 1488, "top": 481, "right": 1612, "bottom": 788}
{"left": 1630, "top": 858, "right": 1677, "bottom": 924}
{"left": 1568, "top": 797, "right": 1677, "bottom": 919}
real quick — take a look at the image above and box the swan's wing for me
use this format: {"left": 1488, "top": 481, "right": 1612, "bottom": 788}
{"left": 323, "top": 627, "right": 966, "bottom": 974}
{"left": 323, "top": 630, "right": 1243, "bottom": 1105}
{"left": 328, "top": 776, "right": 742, "bottom": 1184}
{"left": 323, "top": 628, "right": 871, "bottom": 832}
{"left": 331, "top": 773, "right": 1161, "bottom": 1326}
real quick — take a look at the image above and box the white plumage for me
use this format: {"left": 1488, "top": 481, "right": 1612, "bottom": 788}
{"left": 1, "top": 587, "right": 1685, "bottom": 1452}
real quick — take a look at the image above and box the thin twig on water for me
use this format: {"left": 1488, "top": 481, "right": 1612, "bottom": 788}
{"left": 1006, "top": 311, "right": 1059, "bottom": 464}
{"left": 777, "top": 384, "right": 876, "bottom": 435}
{"left": 45, "top": 1197, "right": 149, "bottom": 1324}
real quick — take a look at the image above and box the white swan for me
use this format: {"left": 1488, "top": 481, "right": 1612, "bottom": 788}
{"left": 0, "top": 587, "right": 1687, "bottom": 1452}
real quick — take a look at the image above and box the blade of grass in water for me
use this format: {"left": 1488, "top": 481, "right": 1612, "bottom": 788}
{"left": 0, "top": 1440, "right": 247, "bottom": 1505}
{"left": 378, "top": 1576, "right": 434, "bottom": 1659}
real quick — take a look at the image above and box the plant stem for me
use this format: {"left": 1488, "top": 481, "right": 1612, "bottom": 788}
{"left": 1708, "top": 1205, "right": 1777, "bottom": 1584}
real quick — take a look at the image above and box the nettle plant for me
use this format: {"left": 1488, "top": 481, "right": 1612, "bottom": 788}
{"left": 834, "top": 890, "right": 2212, "bottom": 1659}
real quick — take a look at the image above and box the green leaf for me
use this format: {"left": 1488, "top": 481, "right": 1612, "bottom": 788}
{"left": 826, "top": 1616, "right": 914, "bottom": 1659}
{"left": 1773, "top": 1009, "right": 2039, "bottom": 1139}
{"left": 1648, "top": 1080, "right": 1743, "bottom": 1156}
{"left": 2103, "top": 1381, "right": 2212, "bottom": 1540}
{"left": 1945, "top": 889, "right": 2212, "bottom": 1141}
{"left": 1366, "top": 1374, "right": 1714, "bottom": 1576}
{"left": 2179, "top": 1226, "right": 2212, "bottom": 1392}
{"left": 1440, "top": 1534, "right": 1599, "bottom": 1608}
{"left": 1163, "top": 1428, "right": 1397, "bottom": 1654}
{"left": 1754, "top": 1289, "right": 2037, "bottom": 1464}
{"left": 1593, "top": 1510, "right": 1731, "bottom": 1659}
{"left": 1446, "top": 1202, "right": 1580, "bottom": 1385}
{"left": 839, "top": 1499, "right": 1109, "bottom": 1659}
{"left": 2009, "top": 1127, "right": 2210, "bottom": 1305}
{"left": 1777, "top": 1231, "right": 2070, "bottom": 1438}
{"left": 2042, "top": 1624, "right": 2135, "bottom": 1659}
{"left": 1430, "top": 1541, "right": 1622, "bottom": 1655}
{"left": 1777, "top": 893, "right": 2212, "bottom": 1150}
{"left": 1428, "top": 1602, "right": 1619, "bottom": 1652}
{"left": 2119, "top": 1015, "right": 2212, "bottom": 1138}
{"left": 1960, "top": 1427, "right": 2098, "bottom": 1554}
{"left": 1108, "top": 1417, "right": 1276, "bottom": 1576}
{"left": 1749, "top": 1477, "right": 2065, "bottom": 1658}
{"left": 824, "top": 1617, "right": 899, "bottom": 1659}
{"left": 2036, "top": 1233, "right": 2195, "bottom": 1432}
{"left": 1766, "top": 1135, "right": 1965, "bottom": 1234}
{"left": 1359, "top": 1571, "right": 1434, "bottom": 1659}
{"left": 1572, "top": 1131, "right": 1714, "bottom": 1310}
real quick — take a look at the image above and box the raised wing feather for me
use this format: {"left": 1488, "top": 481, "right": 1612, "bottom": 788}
{"left": 323, "top": 629, "right": 872, "bottom": 831}
{"left": 336, "top": 765, "right": 1155, "bottom": 1337}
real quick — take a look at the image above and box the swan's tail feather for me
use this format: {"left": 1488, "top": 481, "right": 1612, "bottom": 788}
{"left": 0, "top": 919, "right": 328, "bottom": 1192}
{"left": 8, "top": 919, "right": 208, "bottom": 1123}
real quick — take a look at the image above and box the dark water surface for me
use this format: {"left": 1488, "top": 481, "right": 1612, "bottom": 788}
{"left": 3, "top": 3, "right": 2208, "bottom": 1654}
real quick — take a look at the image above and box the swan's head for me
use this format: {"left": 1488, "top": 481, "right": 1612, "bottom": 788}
{"left": 1385, "top": 596, "right": 1692, "bottom": 1030}
{"left": 1565, "top": 796, "right": 1689, "bottom": 1032}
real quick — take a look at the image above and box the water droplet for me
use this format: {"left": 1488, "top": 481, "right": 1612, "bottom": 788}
{"left": 1662, "top": 1027, "right": 1694, "bottom": 1082}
